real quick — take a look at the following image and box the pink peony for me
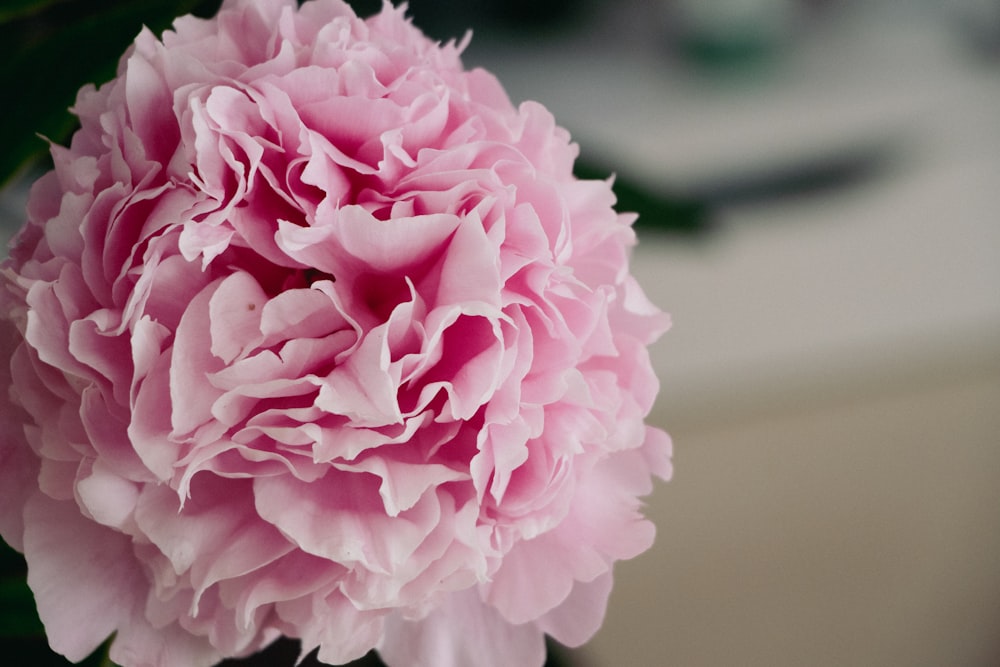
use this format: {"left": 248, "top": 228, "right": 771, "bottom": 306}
{"left": 0, "top": 1, "right": 671, "bottom": 665}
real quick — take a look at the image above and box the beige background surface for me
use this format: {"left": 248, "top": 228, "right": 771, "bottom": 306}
{"left": 585, "top": 367, "right": 1000, "bottom": 667}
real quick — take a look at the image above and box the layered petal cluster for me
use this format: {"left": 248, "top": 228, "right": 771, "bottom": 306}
{"left": 0, "top": 1, "right": 672, "bottom": 665}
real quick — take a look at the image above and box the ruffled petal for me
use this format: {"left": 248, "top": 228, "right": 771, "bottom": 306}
{"left": 23, "top": 494, "right": 143, "bottom": 661}
{"left": 378, "top": 588, "right": 546, "bottom": 667}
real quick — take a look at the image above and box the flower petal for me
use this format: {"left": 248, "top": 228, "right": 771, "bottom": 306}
{"left": 23, "top": 494, "right": 143, "bottom": 661}
{"left": 378, "top": 588, "right": 546, "bottom": 667}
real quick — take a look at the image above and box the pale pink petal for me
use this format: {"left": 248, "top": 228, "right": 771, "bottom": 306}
{"left": 75, "top": 458, "right": 141, "bottom": 529}
{"left": 316, "top": 322, "right": 402, "bottom": 427}
{"left": 644, "top": 425, "right": 675, "bottom": 482}
{"left": 217, "top": 549, "right": 345, "bottom": 632}
{"left": 135, "top": 478, "right": 293, "bottom": 604}
{"left": 334, "top": 454, "right": 467, "bottom": 517}
{"left": 80, "top": 382, "right": 152, "bottom": 481}
{"left": 128, "top": 344, "right": 183, "bottom": 480}
{"left": 483, "top": 531, "right": 601, "bottom": 626}
{"left": 170, "top": 279, "right": 226, "bottom": 435}
{"left": 109, "top": 616, "right": 221, "bottom": 667}
{"left": 208, "top": 271, "right": 267, "bottom": 364}
{"left": 0, "top": 402, "right": 38, "bottom": 550}
{"left": 378, "top": 588, "right": 546, "bottom": 667}
{"left": 279, "top": 590, "right": 385, "bottom": 666}
{"left": 254, "top": 471, "right": 439, "bottom": 573}
{"left": 23, "top": 494, "right": 143, "bottom": 661}
{"left": 258, "top": 286, "right": 349, "bottom": 342}
{"left": 535, "top": 571, "right": 615, "bottom": 648}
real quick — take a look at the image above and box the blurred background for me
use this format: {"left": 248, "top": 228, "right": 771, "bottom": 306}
{"left": 457, "top": 1, "right": 1000, "bottom": 666}
{"left": 2, "top": 0, "right": 1000, "bottom": 666}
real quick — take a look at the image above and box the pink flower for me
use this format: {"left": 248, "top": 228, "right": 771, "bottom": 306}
{"left": 0, "top": 1, "right": 671, "bottom": 665}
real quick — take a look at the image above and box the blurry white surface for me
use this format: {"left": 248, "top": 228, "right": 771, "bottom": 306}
{"left": 638, "top": 150, "right": 1000, "bottom": 426}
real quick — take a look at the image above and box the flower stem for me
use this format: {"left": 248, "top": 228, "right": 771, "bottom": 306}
{"left": 98, "top": 642, "right": 118, "bottom": 667}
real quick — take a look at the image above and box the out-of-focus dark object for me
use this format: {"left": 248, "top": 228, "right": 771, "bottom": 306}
{"left": 663, "top": 0, "right": 801, "bottom": 69}
{"left": 945, "top": 0, "right": 1000, "bottom": 58}
{"left": 348, "top": 0, "right": 595, "bottom": 42}
{"left": 574, "top": 158, "right": 712, "bottom": 237}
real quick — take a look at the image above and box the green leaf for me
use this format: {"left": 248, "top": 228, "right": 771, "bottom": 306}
{"left": 0, "top": 0, "right": 66, "bottom": 23}
{"left": 0, "top": 576, "right": 45, "bottom": 638}
{"left": 0, "top": 538, "right": 42, "bottom": 638}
